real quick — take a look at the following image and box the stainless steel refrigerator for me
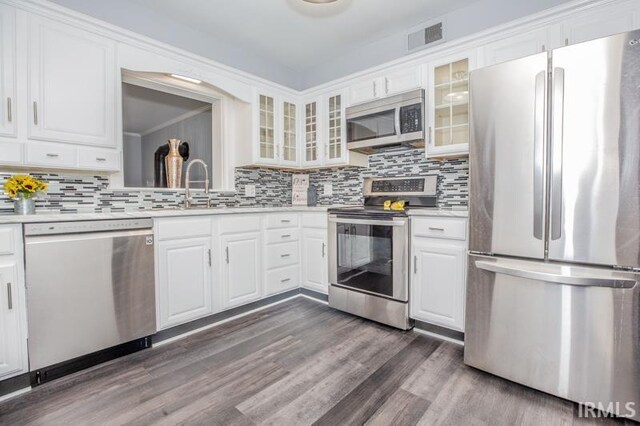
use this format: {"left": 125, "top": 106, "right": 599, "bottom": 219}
{"left": 466, "top": 29, "right": 640, "bottom": 421}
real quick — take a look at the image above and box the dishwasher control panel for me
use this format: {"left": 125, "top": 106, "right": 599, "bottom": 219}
{"left": 24, "top": 218, "right": 153, "bottom": 236}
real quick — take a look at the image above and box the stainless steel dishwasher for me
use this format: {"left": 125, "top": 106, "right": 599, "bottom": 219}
{"left": 24, "top": 218, "right": 156, "bottom": 383}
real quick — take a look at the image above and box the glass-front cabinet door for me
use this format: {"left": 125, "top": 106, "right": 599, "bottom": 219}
{"left": 282, "top": 100, "right": 297, "bottom": 164}
{"left": 336, "top": 222, "right": 394, "bottom": 297}
{"left": 258, "top": 94, "right": 276, "bottom": 162}
{"left": 325, "top": 91, "right": 347, "bottom": 164}
{"left": 427, "top": 51, "right": 475, "bottom": 158}
{"left": 304, "top": 100, "right": 319, "bottom": 165}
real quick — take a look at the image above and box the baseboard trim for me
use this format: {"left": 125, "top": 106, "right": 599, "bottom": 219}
{"left": 414, "top": 320, "right": 465, "bottom": 345}
{"left": 299, "top": 287, "right": 328, "bottom": 302}
{"left": 0, "top": 373, "right": 31, "bottom": 400}
{"left": 153, "top": 288, "right": 303, "bottom": 345}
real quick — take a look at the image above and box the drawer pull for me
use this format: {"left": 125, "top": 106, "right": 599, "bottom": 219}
{"left": 46, "top": 153, "right": 60, "bottom": 158}
{"left": 428, "top": 227, "right": 445, "bottom": 231}
{"left": 7, "top": 282, "right": 12, "bottom": 310}
{"left": 96, "top": 157, "right": 107, "bottom": 162}
{"left": 281, "top": 219, "right": 291, "bottom": 223}
{"left": 281, "top": 253, "right": 290, "bottom": 258}
{"left": 281, "top": 278, "right": 291, "bottom": 283}
{"left": 281, "top": 234, "right": 291, "bottom": 238}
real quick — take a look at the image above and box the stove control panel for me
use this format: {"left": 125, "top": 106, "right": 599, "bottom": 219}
{"left": 364, "top": 176, "right": 437, "bottom": 196}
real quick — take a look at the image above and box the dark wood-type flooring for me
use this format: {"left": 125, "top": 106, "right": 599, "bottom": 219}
{"left": 0, "top": 297, "right": 633, "bottom": 425}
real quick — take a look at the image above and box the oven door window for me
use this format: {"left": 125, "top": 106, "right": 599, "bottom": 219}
{"left": 336, "top": 222, "right": 393, "bottom": 296}
{"left": 347, "top": 109, "right": 396, "bottom": 142}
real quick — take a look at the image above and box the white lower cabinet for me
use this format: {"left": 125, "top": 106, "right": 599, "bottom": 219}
{"left": 410, "top": 217, "right": 468, "bottom": 332}
{"left": 157, "top": 237, "right": 213, "bottom": 330}
{"left": 221, "top": 232, "right": 262, "bottom": 308}
{"left": 301, "top": 228, "right": 328, "bottom": 294}
{"left": 0, "top": 225, "right": 28, "bottom": 380}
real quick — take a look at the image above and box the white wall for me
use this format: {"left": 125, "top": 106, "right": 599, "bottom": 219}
{"left": 300, "top": 0, "right": 574, "bottom": 88}
{"left": 48, "top": 0, "right": 301, "bottom": 89}
{"left": 123, "top": 133, "right": 142, "bottom": 187}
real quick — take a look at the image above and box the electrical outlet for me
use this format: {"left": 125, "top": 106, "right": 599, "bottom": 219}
{"left": 323, "top": 183, "right": 333, "bottom": 196}
{"left": 245, "top": 184, "right": 256, "bottom": 197}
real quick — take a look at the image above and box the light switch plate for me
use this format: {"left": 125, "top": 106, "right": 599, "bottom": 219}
{"left": 245, "top": 184, "right": 256, "bottom": 197}
{"left": 323, "top": 183, "right": 333, "bottom": 196}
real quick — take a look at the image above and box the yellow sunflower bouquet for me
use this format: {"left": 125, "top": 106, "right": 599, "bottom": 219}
{"left": 3, "top": 175, "right": 48, "bottom": 199}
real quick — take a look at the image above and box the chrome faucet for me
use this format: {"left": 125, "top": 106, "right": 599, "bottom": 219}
{"left": 184, "top": 159, "right": 210, "bottom": 209}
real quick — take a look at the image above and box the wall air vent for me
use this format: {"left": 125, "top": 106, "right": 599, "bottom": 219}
{"left": 408, "top": 22, "right": 444, "bottom": 51}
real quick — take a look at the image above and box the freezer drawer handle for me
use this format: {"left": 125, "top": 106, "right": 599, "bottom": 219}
{"left": 475, "top": 260, "right": 636, "bottom": 289}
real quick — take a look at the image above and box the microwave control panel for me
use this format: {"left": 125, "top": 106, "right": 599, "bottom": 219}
{"left": 400, "top": 104, "right": 423, "bottom": 134}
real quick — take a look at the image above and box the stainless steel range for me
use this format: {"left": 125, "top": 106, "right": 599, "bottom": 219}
{"left": 328, "top": 176, "right": 437, "bottom": 330}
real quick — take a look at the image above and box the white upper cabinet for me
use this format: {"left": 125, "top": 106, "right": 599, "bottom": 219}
{"left": 0, "top": 5, "right": 16, "bottom": 140}
{"left": 28, "top": 15, "right": 116, "bottom": 147}
{"left": 324, "top": 90, "right": 347, "bottom": 164}
{"left": 254, "top": 91, "right": 299, "bottom": 167}
{"left": 426, "top": 49, "right": 476, "bottom": 158}
{"left": 349, "top": 65, "right": 421, "bottom": 105}
{"left": 480, "top": 27, "right": 550, "bottom": 67}
{"left": 560, "top": 0, "right": 640, "bottom": 47}
{"left": 302, "top": 98, "right": 322, "bottom": 167}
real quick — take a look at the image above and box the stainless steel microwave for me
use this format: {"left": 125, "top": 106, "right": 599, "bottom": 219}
{"left": 346, "top": 89, "right": 425, "bottom": 154}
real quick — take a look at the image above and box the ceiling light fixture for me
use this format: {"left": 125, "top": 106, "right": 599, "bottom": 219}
{"left": 302, "top": 0, "right": 339, "bottom": 3}
{"left": 170, "top": 74, "right": 202, "bottom": 84}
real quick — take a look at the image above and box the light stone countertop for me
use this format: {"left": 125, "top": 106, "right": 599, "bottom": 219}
{"left": 0, "top": 205, "right": 468, "bottom": 224}
{"left": 406, "top": 208, "right": 468, "bottom": 218}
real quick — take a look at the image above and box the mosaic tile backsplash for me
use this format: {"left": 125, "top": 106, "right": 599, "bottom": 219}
{"left": 0, "top": 148, "right": 468, "bottom": 213}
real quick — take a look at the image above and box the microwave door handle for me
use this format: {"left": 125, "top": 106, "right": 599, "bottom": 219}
{"left": 395, "top": 106, "right": 402, "bottom": 136}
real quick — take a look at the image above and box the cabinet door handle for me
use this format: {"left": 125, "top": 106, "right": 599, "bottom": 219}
{"left": 384, "top": 77, "right": 389, "bottom": 94}
{"left": 7, "top": 282, "right": 12, "bottom": 310}
{"left": 414, "top": 256, "right": 417, "bottom": 274}
{"left": 428, "top": 227, "right": 445, "bottom": 231}
{"left": 33, "top": 101, "right": 38, "bottom": 125}
{"left": 225, "top": 247, "right": 229, "bottom": 264}
{"left": 373, "top": 81, "right": 377, "bottom": 97}
{"left": 322, "top": 242, "right": 326, "bottom": 257}
{"left": 6, "top": 97, "right": 11, "bottom": 123}
{"left": 208, "top": 249, "right": 212, "bottom": 267}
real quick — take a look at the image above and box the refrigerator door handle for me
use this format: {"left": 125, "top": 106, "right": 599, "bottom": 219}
{"left": 475, "top": 259, "right": 636, "bottom": 288}
{"left": 550, "top": 67, "right": 565, "bottom": 240}
{"left": 533, "top": 70, "right": 546, "bottom": 240}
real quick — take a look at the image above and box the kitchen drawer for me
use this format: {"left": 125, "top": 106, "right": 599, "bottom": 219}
{"left": 265, "top": 213, "right": 299, "bottom": 229}
{"left": 266, "top": 241, "right": 299, "bottom": 270}
{"left": 265, "top": 228, "right": 300, "bottom": 244}
{"left": 0, "top": 227, "right": 15, "bottom": 255}
{"left": 301, "top": 212, "right": 328, "bottom": 229}
{"left": 0, "top": 142, "right": 23, "bottom": 165}
{"left": 155, "top": 217, "right": 212, "bottom": 240}
{"left": 78, "top": 147, "right": 120, "bottom": 171}
{"left": 412, "top": 217, "right": 467, "bottom": 241}
{"left": 219, "top": 215, "right": 261, "bottom": 234}
{"left": 26, "top": 142, "right": 77, "bottom": 168}
{"left": 265, "top": 265, "right": 299, "bottom": 295}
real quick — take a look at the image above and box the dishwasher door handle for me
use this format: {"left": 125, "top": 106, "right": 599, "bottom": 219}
{"left": 475, "top": 260, "right": 637, "bottom": 289}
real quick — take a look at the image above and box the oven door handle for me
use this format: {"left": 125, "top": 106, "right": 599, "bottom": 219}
{"left": 328, "top": 217, "right": 406, "bottom": 227}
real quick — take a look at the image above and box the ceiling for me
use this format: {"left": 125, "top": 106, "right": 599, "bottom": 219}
{"left": 127, "top": 0, "right": 476, "bottom": 72}
{"left": 122, "top": 83, "right": 209, "bottom": 135}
